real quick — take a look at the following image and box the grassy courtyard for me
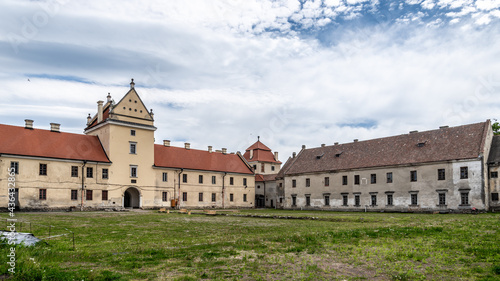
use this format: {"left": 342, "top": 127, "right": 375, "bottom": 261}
{"left": 0, "top": 209, "right": 499, "bottom": 280}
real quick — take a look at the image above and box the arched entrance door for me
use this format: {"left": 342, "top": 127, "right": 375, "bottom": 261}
{"left": 124, "top": 187, "right": 140, "bottom": 209}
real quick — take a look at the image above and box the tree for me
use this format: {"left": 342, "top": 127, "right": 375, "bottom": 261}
{"left": 493, "top": 119, "right": 500, "bottom": 135}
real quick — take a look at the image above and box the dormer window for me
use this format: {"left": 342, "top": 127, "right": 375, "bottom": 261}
{"left": 316, "top": 153, "right": 324, "bottom": 159}
{"left": 335, "top": 152, "right": 343, "bottom": 157}
{"left": 417, "top": 142, "right": 426, "bottom": 147}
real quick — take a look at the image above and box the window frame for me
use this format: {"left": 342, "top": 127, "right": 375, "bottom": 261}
{"left": 199, "top": 175, "right": 203, "bottom": 184}
{"left": 129, "top": 142, "right": 137, "bottom": 154}
{"left": 86, "top": 190, "right": 93, "bottom": 201}
{"left": 305, "top": 178, "right": 310, "bottom": 187}
{"left": 130, "top": 129, "right": 136, "bottom": 136}
{"left": 305, "top": 195, "right": 311, "bottom": 206}
{"left": 10, "top": 161, "right": 19, "bottom": 174}
{"left": 229, "top": 177, "right": 234, "bottom": 185}
{"left": 410, "top": 193, "right": 418, "bottom": 205}
{"left": 460, "top": 167, "right": 468, "bottom": 179}
{"left": 342, "top": 175, "right": 348, "bottom": 185}
{"left": 386, "top": 172, "right": 393, "bottom": 183}
{"left": 130, "top": 165, "right": 137, "bottom": 178}
{"left": 370, "top": 174, "right": 376, "bottom": 184}
{"left": 71, "top": 189, "right": 78, "bottom": 201}
{"left": 354, "top": 175, "right": 360, "bottom": 185}
{"left": 182, "top": 174, "right": 187, "bottom": 183}
{"left": 230, "top": 193, "right": 234, "bottom": 202}
{"left": 292, "top": 179, "right": 296, "bottom": 187}
{"left": 182, "top": 192, "right": 187, "bottom": 202}
{"left": 39, "top": 189, "right": 47, "bottom": 200}
{"left": 354, "top": 194, "right": 360, "bottom": 206}
{"left": 162, "top": 192, "right": 168, "bottom": 202}
{"left": 86, "top": 167, "right": 93, "bottom": 178}
{"left": 370, "top": 194, "right": 377, "bottom": 206}
{"left": 102, "top": 190, "right": 108, "bottom": 201}
{"left": 460, "top": 192, "right": 469, "bottom": 205}
{"left": 342, "top": 194, "right": 348, "bottom": 206}
{"left": 324, "top": 195, "right": 330, "bottom": 206}
{"left": 71, "top": 166, "right": 78, "bottom": 177}
{"left": 491, "top": 171, "right": 499, "bottom": 178}
{"left": 438, "top": 193, "right": 446, "bottom": 205}
{"left": 199, "top": 192, "right": 203, "bottom": 202}
{"left": 39, "top": 163, "right": 47, "bottom": 176}
{"left": 410, "top": 170, "right": 417, "bottom": 182}
{"left": 162, "top": 172, "right": 168, "bottom": 182}
{"left": 387, "top": 194, "right": 393, "bottom": 206}
{"left": 324, "top": 177, "right": 329, "bottom": 187}
{"left": 243, "top": 194, "right": 247, "bottom": 202}
{"left": 212, "top": 193, "right": 216, "bottom": 202}
{"left": 438, "top": 169, "right": 445, "bottom": 180}
{"left": 243, "top": 178, "right": 247, "bottom": 186}
{"left": 212, "top": 176, "right": 216, "bottom": 184}
{"left": 102, "top": 168, "right": 109, "bottom": 179}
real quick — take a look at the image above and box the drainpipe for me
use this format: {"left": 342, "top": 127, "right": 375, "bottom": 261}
{"left": 177, "top": 168, "right": 183, "bottom": 210}
{"left": 222, "top": 172, "right": 227, "bottom": 209}
{"left": 80, "top": 161, "right": 87, "bottom": 211}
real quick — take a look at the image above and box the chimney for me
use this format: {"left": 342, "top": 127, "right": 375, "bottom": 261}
{"left": 334, "top": 142, "right": 339, "bottom": 145}
{"left": 163, "top": 140, "right": 170, "bottom": 147}
{"left": 302, "top": 145, "right": 306, "bottom": 150}
{"left": 409, "top": 130, "right": 418, "bottom": 134}
{"left": 321, "top": 144, "right": 326, "bottom": 147}
{"left": 274, "top": 151, "right": 278, "bottom": 161}
{"left": 50, "top": 123, "right": 60, "bottom": 132}
{"left": 25, "top": 119, "right": 34, "bottom": 129}
{"left": 97, "top": 100, "right": 104, "bottom": 123}
{"left": 130, "top": 78, "right": 135, "bottom": 89}
{"left": 150, "top": 109, "right": 154, "bottom": 119}
{"left": 353, "top": 139, "right": 358, "bottom": 142}
{"left": 440, "top": 126, "right": 449, "bottom": 129}
{"left": 208, "top": 146, "right": 213, "bottom": 153}
{"left": 185, "top": 143, "right": 190, "bottom": 150}
{"left": 222, "top": 148, "right": 227, "bottom": 154}
{"left": 86, "top": 114, "right": 92, "bottom": 125}
{"left": 292, "top": 152, "right": 296, "bottom": 158}
{"left": 107, "top": 93, "right": 112, "bottom": 103}
{"left": 249, "top": 149, "right": 253, "bottom": 159}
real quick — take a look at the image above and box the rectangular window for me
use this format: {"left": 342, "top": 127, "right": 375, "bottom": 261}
{"left": 212, "top": 176, "right": 216, "bottom": 184}
{"left": 386, "top": 172, "right": 393, "bottom": 183}
{"left": 162, "top": 172, "right": 168, "bottom": 182}
{"left": 230, "top": 193, "right": 234, "bottom": 202}
{"left": 102, "top": 190, "right": 108, "bottom": 201}
{"left": 130, "top": 142, "right": 137, "bottom": 154}
{"left": 460, "top": 192, "right": 469, "bottom": 205}
{"left": 387, "top": 194, "right": 393, "bottom": 206}
{"left": 71, "top": 166, "right": 78, "bottom": 177}
{"left": 130, "top": 166, "right": 137, "bottom": 178}
{"left": 342, "top": 175, "right": 348, "bottom": 185}
{"left": 460, "top": 167, "right": 468, "bottom": 179}
{"left": 86, "top": 167, "right": 93, "bottom": 178}
{"left": 411, "top": 194, "right": 418, "bottom": 205}
{"left": 271, "top": 166, "right": 275, "bottom": 171}
{"left": 354, "top": 195, "right": 360, "bottom": 206}
{"left": 371, "top": 174, "right": 376, "bottom": 184}
{"left": 243, "top": 178, "right": 247, "bottom": 186}
{"left": 410, "top": 170, "right": 417, "bottom": 182}
{"left": 230, "top": 177, "right": 234, "bottom": 185}
{"left": 324, "top": 177, "right": 329, "bottom": 186}
{"left": 212, "top": 193, "right": 216, "bottom": 202}
{"left": 199, "top": 192, "right": 203, "bottom": 202}
{"left": 342, "top": 195, "right": 348, "bottom": 206}
{"left": 306, "top": 178, "right": 310, "bottom": 187}
{"left": 253, "top": 165, "right": 257, "bottom": 170}
{"left": 199, "top": 175, "right": 203, "bottom": 184}
{"left": 71, "top": 189, "right": 78, "bottom": 201}
{"left": 305, "top": 195, "right": 311, "bottom": 206}
{"left": 324, "top": 195, "right": 330, "bottom": 206}
{"left": 10, "top": 162, "right": 19, "bottom": 174}
{"left": 491, "top": 193, "right": 499, "bottom": 201}
{"left": 182, "top": 192, "right": 187, "bottom": 201}
{"left": 292, "top": 179, "right": 296, "bottom": 187}
{"left": 102, "top": 168, "right": 109, "bottom": 179}
{"left": 39, "top": 189, "right": 46, "bottom": 200}
{"left": 491, "top": 171, "right": 499, "bottom": 178}
{"left": 243, "top": 194, "right": 247, "bottom": 202}
{"left": 39, "top": 163, "right": 47, "bottom": 176}
{"left": 162, "top": 192, "right": 168, "bottom": 202}
{"left": 183, "top": 174, "right": 188, "bottom": 183}
{"left": 354, "top": 175, "right": 360, "bottom": 185}
{"left": 439, "top": 193, "right": 446, "bottom": 205}
{"left": 438, "top": 169, "right": 445, "bottom": 180}
{"left": 130, "top": 129, "right": 136, "bottom": 136}
{"left": 86, "top": 190, "right": 93, "bottom": 201}
{"left": 261, "top": 165, "right": 265, "bottom": 173}
{"left": 371, "top": 194, "right": 377, "bottom": 206}
{"left": 292, "top": 195, "right": 297, "bottom": 206}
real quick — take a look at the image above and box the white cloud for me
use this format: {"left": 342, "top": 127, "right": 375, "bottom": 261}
{"left": 476, "top": 0, "right": 500, "bottom": 10}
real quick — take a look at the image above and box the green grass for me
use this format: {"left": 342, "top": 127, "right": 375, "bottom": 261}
{"left": 1, "top": 210, "right": 499, "bottom": 280}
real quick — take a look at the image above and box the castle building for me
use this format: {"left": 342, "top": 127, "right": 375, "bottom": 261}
{"left": 242, "top": 139, "right": 282, "bottom": 208}
{"left": 1, "top": 80, "right": 255, "bottom": 210}
{"left": 276, "top": 121, "right": 498, "bottom": 212}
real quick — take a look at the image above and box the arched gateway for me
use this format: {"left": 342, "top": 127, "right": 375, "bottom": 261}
{"left": 124, "top": 187, "right": 140, "bottom": 209}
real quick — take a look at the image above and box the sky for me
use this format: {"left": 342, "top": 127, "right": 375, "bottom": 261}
{"left": 1, "top": 0, "right": 500, "bottom": 161}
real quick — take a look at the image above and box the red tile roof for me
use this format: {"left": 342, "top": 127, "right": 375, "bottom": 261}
{"left": 285, "top": 121, "right": 490, "bottom": 175}
{"left": 0, "top": 124, "right": 110, "bottom": 162}
{"left": 243, "top": 140, "right": 282, "bottom": 164}
{"left": 154, "top": 145, "right": 254, "bottom": 174}
{"left": 86, "top": 104, "right": 110, "bottom": 129}
{"left": 255, "top": 174, "right": 278, "bottom": 182}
